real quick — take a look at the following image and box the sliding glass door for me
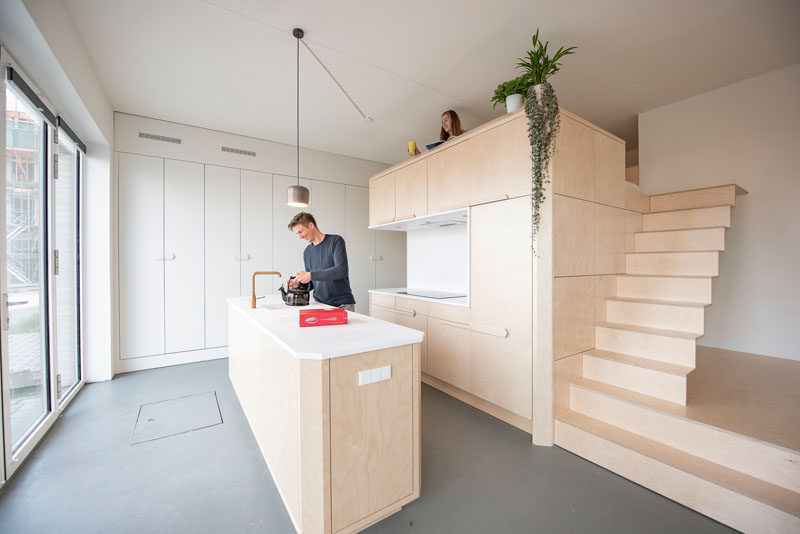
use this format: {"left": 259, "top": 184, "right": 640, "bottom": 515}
{"left": 1, "top": 73, "right": 83, "bottom": 480}
{"left": 3, "top": 85, "right": 50, "bottom": 453}
{"left": 52, "top": 130, "right": 80, "bottom": 402}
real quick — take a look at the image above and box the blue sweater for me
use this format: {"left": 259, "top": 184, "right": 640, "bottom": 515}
{"left": 303, "top": 234, "right": 355, "bottom": 306}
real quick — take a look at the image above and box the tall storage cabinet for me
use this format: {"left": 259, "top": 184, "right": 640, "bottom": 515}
{"left": 240, "top": 170, "right": 273, "bottom": 297}
{"left": 164, "top": 160, "right": 205, "bottom": 353}
{"left": 205, "top": 165, "right": 242, "bottom": 348}
{"left": 119, "top": 153, "right": 165, "bottom": 359}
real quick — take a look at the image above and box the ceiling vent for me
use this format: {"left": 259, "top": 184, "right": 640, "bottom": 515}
{"left": 221, "top": 146, "right": 256, "bottom": 157}
{"left": 138, "top": 132, "right": 181, "bottom": 144}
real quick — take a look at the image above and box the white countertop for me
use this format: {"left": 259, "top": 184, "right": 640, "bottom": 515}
{"left": 228, "top": 296, "right": 424, "bottom": 360}
{"left": 369, "top": 288, "right": 470, "bottom": 307}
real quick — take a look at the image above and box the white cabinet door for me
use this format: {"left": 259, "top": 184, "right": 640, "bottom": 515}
{"left": 311, "top": 179, "right": 346, "bottom": 237}
{"left": 240, "top": 170, "right": 274, "bottom": 297}
{"left": 345, "top": 185, "right": 374, "bottom": 314}
{"left": 273, "top": 174, "right": 313, "bottom": 283}
{"left": 375, "top": 231, "right": 406, "bottom": 290}
{"left": 164, "top": 159, "right": 205, "bottom": 353}
{"left": 205, "top": 165, "right": 241, "bottom": 347}
{"left": 118, "top": 153, "right": 165, "bottom": 358}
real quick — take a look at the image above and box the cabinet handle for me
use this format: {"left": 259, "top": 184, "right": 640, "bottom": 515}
{"left": 470, "top": 323, "right": 508, "bottom": 338}
{"left": 437, "top": 318, "right": 470, "bottom": 331}
{"left": 157, "top": 253, "right": 176, "bottom": 261}
{"left": 394, "top": 308, "right": 416, "bottom": 317}
{"left": 369, "top": 255, "right": 383, "bottom": 262}
{"left": 233, "top": 254, "right": 252, "bottom": 261}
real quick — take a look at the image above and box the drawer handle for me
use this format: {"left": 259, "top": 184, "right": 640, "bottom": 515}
{"left": 470, "top": 323, "right": 508, "bottom": 338}
{"left": 157, "top": 253, "right": 176, "bottom": 261}
{"left": 394, "top": 308, "right": 416, "bottom": 317}
{"left": 438, "top": 318, "right": 470, "bottom": 330}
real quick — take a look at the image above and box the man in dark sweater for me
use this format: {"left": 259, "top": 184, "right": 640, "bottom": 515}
{"left": 287, "top": 212, "right": 356, "bottom": 311}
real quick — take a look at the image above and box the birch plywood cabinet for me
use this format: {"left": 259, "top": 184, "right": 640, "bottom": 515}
{"left": 469, "top": 197, "right": 532, "bottom": 419}
{"left": 469, "top": 116, "right": 531, "bottom": 205}
{"left": 394, "top": 160, "right": 427, "bottom": 221}
{"left": 369, "top": 173, "right": 395, "bottom": 226}
{"left": 427, "top": 140, "right": 471, "bottom": 214}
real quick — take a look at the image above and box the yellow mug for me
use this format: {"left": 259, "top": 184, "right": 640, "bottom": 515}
{"left": 408, "top": 141, "right": 416, "bottom": 155}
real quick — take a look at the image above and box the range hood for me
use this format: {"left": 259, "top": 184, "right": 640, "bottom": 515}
{"left": 369, "top": 208, "right": 468, "bottom": 231}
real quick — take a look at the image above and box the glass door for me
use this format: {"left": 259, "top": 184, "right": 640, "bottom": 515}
{"left": 52, "top": 130, "right": 80, "bottom": 403}
{"left": 2, "top": 84, "right": 51, "bottom": 459}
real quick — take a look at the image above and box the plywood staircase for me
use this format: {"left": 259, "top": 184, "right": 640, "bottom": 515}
{"left": 555, "top": 185, "right": 800, "bottom": 533}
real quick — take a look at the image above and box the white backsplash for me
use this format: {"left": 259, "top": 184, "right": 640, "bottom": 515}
{"left": 406, "top": 224, "right": 468, "bottom": 294}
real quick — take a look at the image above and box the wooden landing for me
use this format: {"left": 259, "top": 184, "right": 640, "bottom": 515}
{"left": 687, "top": 345, "right": 800, "bottom": 453}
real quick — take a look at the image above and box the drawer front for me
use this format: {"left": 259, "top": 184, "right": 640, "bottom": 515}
{"left": 395, "top": 296, "right": 428, "bottom": 316}
{"left": 427, "top": 302, "right": 470, "bottom": 324}
{"left": 370, "top": 292, "right": 396, "bottom": 309}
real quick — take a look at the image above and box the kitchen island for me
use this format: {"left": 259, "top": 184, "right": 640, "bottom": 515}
{"left": 227, "top": 296, "right": 423, "bottom": 534}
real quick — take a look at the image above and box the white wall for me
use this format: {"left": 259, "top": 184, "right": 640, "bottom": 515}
{"left": 406, "top": 225, "right": 469, "bottom": 294}
{"left": 1, "top": 0, "right": 115, "bottom": 382}
{"left": 639, "top": 62, "right": 800, "bottom": 360}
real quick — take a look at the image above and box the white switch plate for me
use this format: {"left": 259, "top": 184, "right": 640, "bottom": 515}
{"left": 358, "top": 365, "right": 392, "bottom": 386}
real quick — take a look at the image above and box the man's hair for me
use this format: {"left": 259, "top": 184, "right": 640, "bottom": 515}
{"left": 288, "top": 212, "right": 317, "bottom": 230}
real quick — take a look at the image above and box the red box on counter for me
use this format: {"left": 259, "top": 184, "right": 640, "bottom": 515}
{"left": 299, "top": 308, "right": 348, "bottom": 327}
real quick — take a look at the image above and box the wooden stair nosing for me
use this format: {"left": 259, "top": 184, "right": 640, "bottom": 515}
{"left": 596, "top": 321, "right": 701, "bottom": 341}
{"left": 617, "top": 274, "right": 714, "bottom": 280}
{"left": 556, "top": 411, "right": 800, "bottom": 519}
{"left": 607, "top": 297, "right": 709, "bottom": 308}
{"left": 634, "top": 226, "right": 728, "bottom": 236}
{"left": 647, "top": 203, "right": 737, "bottom": 215}
{"left": 584, "top": 349, "right": 693, "bottom": 376}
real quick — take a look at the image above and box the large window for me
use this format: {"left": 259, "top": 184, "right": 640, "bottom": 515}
{"left": 4, "top": 85, "right": 48, "bottom": 450}
{"left": 2, "top": 70, "right": 84, "bottom": 479}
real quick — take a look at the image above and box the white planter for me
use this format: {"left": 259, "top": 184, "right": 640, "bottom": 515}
{"left": 505, "top": 93, "right": 523, "bottom": 113}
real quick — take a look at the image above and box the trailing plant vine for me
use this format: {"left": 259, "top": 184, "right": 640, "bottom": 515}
{"left": 526, "top": 82, "right": 560, "bottom": 252}
{"left": 517, "top": 29, "right": 575, "bottom": 253}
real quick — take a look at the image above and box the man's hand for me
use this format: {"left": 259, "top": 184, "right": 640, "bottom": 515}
{"left": 293, "top": 271, "right": 312, "bottom": 284}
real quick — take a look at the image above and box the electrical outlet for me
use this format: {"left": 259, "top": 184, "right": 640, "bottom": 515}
{"left": 357, "top": 365, "right": 392, "bottom": 386}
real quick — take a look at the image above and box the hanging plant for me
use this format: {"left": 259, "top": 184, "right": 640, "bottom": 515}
{"left": 517, "top": 29, "right": 575, "bottom": 252}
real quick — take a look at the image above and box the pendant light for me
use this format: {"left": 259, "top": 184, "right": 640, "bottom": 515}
{"left": 287, "top": 27, "right": 310, "bottom": 208}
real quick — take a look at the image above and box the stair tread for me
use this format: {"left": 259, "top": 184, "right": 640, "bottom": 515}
{"left": 647, "top": 203, "right": 734, "bottom": 215}
{"left": 626, "top": 250, "right": 720, "bottom": 256}
{"left": 584, "top": 349, "right": 693, "bottom": 376}
{"left": 596, "top": 321, "right": 701, "bottom": 340}
{"left": 571, "top": 377, "right": 800, "bottom": 454}
{"left": 557, "top": 410, "right": 800, "bottom": 517}
{"left": 618, "top": 274, "right": 714, "bottom": 280}
{"left": 608, "top": 297, "right": 709, "bottom": 308}
{"left": 635, "top": 226, "right": 728, "bottom": 236}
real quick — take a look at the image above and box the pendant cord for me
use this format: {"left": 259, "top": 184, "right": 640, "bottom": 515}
{"left": 296, "top": 35, "right": 300, "bottom": 186}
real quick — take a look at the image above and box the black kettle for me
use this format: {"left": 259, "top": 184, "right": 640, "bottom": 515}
{"left": 279, "top": 277, "right": 310, "bottom": 306}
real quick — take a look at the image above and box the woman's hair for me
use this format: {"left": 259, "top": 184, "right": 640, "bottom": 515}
{"left": 440, "top": 110, "right": 463, "bottom": 141}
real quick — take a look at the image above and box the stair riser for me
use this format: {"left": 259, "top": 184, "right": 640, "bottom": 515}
{"left": 626, "top": 252, "right": 718, "bottom": 276}
{"left": 570, "top": 385, "right": 800, "bottom": 494}
{"left": 643, "top": 205, "right": 731, "bottom": 232}
{"left": 582, "top": 356, "right": 686, "bottom": 404}
{"left": 555, "top": 421, "right": 800, "bottom": 534}
{"left": 617, "top": 276, "right": 712, "bottom": 304}
{"left": 649, "top": 185, "right": 737, "bottom": 213}
{"left": 635, "top": 228, "right": 725, "bottom": 253}
{"left": 606, "top": 301, "right": 704, "bottom": 335}
{"left": 595, "top": 326, "right": 695, "bottom": 367}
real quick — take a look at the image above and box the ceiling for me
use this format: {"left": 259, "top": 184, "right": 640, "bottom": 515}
{"left": 61, "top": 0, "right": 800, "bottom": 165}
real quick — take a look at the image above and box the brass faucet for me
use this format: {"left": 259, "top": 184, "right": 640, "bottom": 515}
{"left": 251, "top": 271, "right": 282, "bottom": 308}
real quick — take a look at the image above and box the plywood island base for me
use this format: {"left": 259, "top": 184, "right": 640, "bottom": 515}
{"left": 228, "top": 302, "right": 421, "bottom": 534}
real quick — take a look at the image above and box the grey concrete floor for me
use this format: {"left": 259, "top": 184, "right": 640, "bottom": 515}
{"left": 0, "top": 359, "right": 733, "bottom": 534}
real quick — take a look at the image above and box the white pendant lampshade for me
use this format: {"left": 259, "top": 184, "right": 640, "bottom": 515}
{"left": 287, "top": 184, "right": 310, "bottom": 208}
